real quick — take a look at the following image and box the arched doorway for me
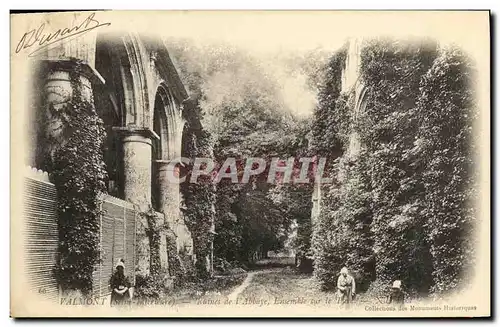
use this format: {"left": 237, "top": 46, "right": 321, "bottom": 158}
{"left": 348, "top": 83, "right": 369, "bottom": 156}
{"left": 92, "top": 34, "right": 141, "bottom": 292}
{"left": 150, "top": 83, "right": 180, "bottom": 212}
{"left": 93, "top": 35, "right": 136, "bottom": 198}
{"left": 151, "top": 89, "right": 170, "bottom": 211}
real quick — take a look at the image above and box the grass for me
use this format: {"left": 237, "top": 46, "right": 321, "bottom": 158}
{"left": 239, "top": 267, "right": 333, "bottom": 301}
{"left": 247, "top": 257, "right": 296, "bottom": 271}
{"left": 163, "top": 272, "right": 248, "bottom": 304}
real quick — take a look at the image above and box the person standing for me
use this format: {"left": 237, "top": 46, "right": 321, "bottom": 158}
{"left": 388, "top": 280, "right": 405, "bottom": 305}
{"left": 337, "top": 267, "right": 356, "bottom": 305}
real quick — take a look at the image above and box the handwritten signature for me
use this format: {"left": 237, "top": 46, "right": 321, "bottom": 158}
{"left": 15, "top": 13, "right": 111, "bottom": 57}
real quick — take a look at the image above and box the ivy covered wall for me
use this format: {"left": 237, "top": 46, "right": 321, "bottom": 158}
{"left": 311, "top": 38, "right": 478, "bottom": 297}
{"left": 44, "top": 60, "right": 108, "bottom": 294}
{"left": 181, "top": 99, "right": 216, "bottom": 279}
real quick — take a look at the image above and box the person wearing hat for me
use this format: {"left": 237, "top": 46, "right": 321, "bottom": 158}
{"left": 337, "top": 266, "right": 356, "bottom": 305}
{"left": 110, "top": 259, "right": 131, "bottom": 306}
{"left": 388, "top": 280, "right": 405, "bottom": 305}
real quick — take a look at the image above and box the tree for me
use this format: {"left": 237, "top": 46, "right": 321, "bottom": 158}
{"left": 168, "top": 38, "right": 320, "bottom": 268}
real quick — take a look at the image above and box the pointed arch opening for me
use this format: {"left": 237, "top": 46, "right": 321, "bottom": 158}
{"left": 94, "top": 35, "right": 137, "bottom": 198}
{"left": 151, "top": 83, "right": 177, "bottom": 211}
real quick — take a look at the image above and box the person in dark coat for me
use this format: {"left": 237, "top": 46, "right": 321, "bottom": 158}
{"left": 110, "top": 259, "right": 131, "bottom": 306}
{"left": 388, "top": 280, "right": 405, "bottom": 305}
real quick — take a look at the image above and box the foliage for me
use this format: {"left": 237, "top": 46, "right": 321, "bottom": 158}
{"left": 143, "top": 207, "right": 162, "bottom": 278}
{"left": 357, "top": 38, "right": 439, "bottom": 294}
{"left": 413, "top": 46, "right": 477, "bottom": 295}
{"left": 310, "top": 44, "right": 358, "bottom": 290}
{"left": 310, "top": 44, "right": 350, "bottom": 158}
{"left": 169, "top": 39, "right": 320, "bottom": 268}
{"left": 234, "top": 185, "right": 292, "bottom": 261}
{"left": 213, "top": 180, "right": 244, "bottom": 262}
{"left": 213, "top": 257, "right": 245, "bottom": 275}
{"left": 269, "top": 183, "right": 313, "bottom": 260}
{"left": 136, "top": 208, "right": 180, "bottom": 299}
{"left": 211, "top": 113, "right": 312, "bottom": 265}
{"left": 170, "top": 37, "right": 477, "bottom": 299}
{"left": 312, "top": 37, "right": 477, "bottom": 298}
{"left": 333, "top": 153, "right": 375, "bottom": 292}
{"left": 134, "top": 274, "right": 163, "bottom": 299}
{"left": 178, "top": 244, "right": 197, "bottom": 280}
{"left": 165, "top": 228, "right": 189, "bottom": 287}
{"left": 311, "top": 153, "right": 376, "bottom": 291}
{"left": 310, "top": 46, "right": 361, "bottom": 290}
{"left": 50, "top": 59, "right": 108, "bottom": 294}
{"left": 312, "top": 172, "right": 344, "bottom": 290}
{"left": 181, "top": 115, "right": 216, "bottom": 280}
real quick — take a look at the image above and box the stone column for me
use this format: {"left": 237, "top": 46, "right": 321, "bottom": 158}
{"left": 155, "top": 161, "right": 181, "bottom": 227}
{"left": 172, "top": 115, "right": 186, "bottom": 251}
{"left": 122, "top": 131, "right": 154, "bottom": 209}
{"left": 42, "top": 60, "right": 104, "bottom": 165}
{"left": 41, "top": 59, "right": 103, "bottom": 297}
{"left": 154, "top": 159, "right": 181, "bottom": 276}
{"left": 113, "top": 127, "right": 159, "bottom": 277}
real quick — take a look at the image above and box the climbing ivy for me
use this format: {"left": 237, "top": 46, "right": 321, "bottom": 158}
{"left": 311, "top": 91, "right": 357, "bottom": 291}
{"left": 358, "top": 38, "right": 439, "bottom": 295}
{"left": 50, "top": 59, "right": 108, "bottom": 294}
{"left": 133, "top": 208, "right": 166, "bottom": 299}
{"left": 134, "top": 275, "right": 163, "bottom": 300}
{"left": 181, "top": 100, "right": 216, "bottom": 280}
{"left": 143, "top": 207, "right": 162, "bottom": 277}
{"left": 310, "top": 43, "right": 349, "bottom": 158}
{"left": 311, "top": 43, "right": 357, "bottom": 290}
{"left": 316, "top": 151, "right": 376, "bottom": 292}
{"left": 165, "top": 228, "right": 188, "bottom": 286}
{"left": 312, "top": 38, "right": 443, "bottom": 295}
{"left": 414, "top": 46, "right": 478, "bottom": 295}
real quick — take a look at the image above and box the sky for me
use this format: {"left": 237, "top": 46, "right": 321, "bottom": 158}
{"left": 130, "top": 10, "right": 487, "bottom": 119}
{"left": 11, "top": 11, "right": 488, "bottom": 120}
{"left": 113, "top": 10, "right": 486, "bottom": 55}
{"left": 165, "top": 35, "right": 331, "bottom": 120}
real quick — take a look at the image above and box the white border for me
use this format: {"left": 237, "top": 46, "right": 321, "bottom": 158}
{"left": 3, "top": 1, "right": 498, "bottom": 326}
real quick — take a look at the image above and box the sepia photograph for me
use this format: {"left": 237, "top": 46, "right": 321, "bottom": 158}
{"left": 9, "top": 9, "right": 491, "bottom": 317}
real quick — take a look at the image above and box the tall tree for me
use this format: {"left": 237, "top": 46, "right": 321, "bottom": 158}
{"left": 168, "top": 38, "right": 320, "bottom": 267}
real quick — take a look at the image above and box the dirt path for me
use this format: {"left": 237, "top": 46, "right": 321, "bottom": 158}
{"left": 170, "top": 265, "right": 384, "bottom": 311}
{"left": 226, "top": 269, "right": 280, "bottom": 301}
{"left": 226, "top": 271, "right": 256, "bottom": 301}
{"left": 237, "top": 267, "right": 327, "bottom": 300}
